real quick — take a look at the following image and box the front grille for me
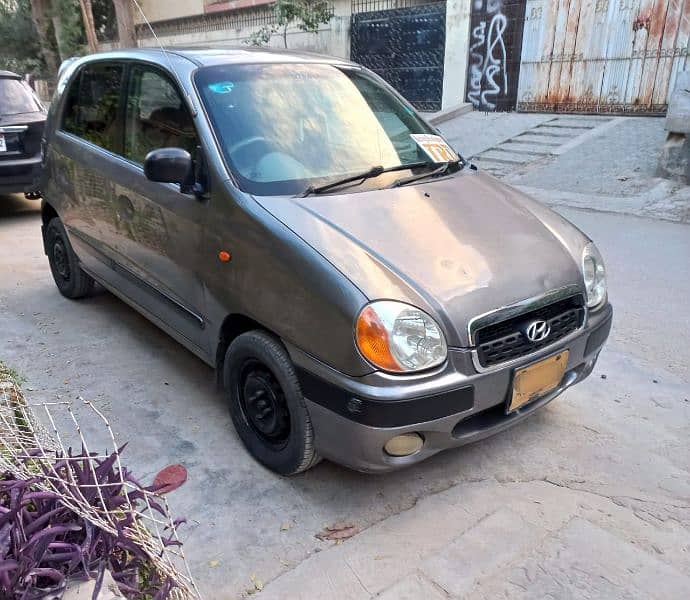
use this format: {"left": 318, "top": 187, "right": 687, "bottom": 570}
{"left": 475, "top": 296, "right": 585, "bottom": 368}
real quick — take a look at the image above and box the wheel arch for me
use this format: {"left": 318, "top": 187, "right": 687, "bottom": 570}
{"left": 40, "top": 201, "right": 60, "bottom": 254}
{"left": 41, "top": 200, "right": 59, "bottom": 225}
{"left": 215, "top": 313, "right": 267, "bottom": 387}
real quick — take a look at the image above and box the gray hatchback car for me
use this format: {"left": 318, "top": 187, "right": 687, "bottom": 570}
{"left": 41, "top": 48, "right": 612, "bottom": 475}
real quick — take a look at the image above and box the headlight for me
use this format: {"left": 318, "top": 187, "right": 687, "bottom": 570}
{"left": 355, "top": 301, "right": 447, "bottom": 373}
{"left": 582, "top": 242, "right": 607, "bottom": 309}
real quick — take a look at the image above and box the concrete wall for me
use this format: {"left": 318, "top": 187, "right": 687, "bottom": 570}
{"left": 131, "top": 0, "right": 351, "bottom": 60}
{"left": 122, "top": 0, "right": 472, "bottom": 111}
{"left": 135, "top": 0, "right": 206, "bottom": 23}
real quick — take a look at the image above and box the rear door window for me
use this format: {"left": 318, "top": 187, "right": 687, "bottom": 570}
{"left": 61, "top": 63, "right": 124, "bottom": 154}
{"left": 0, "top": 77, "right": 41, "bottom": 115}
{"left": 124, "top": 66, "right": 198, "bottom": 165}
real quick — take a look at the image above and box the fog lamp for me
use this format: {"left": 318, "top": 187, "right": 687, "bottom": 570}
{"left": 384, "top": 433, "right": 424, "bottom": 457}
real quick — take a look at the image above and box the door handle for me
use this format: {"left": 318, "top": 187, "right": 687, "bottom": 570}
{"left": 115, "top": 195, "right": 135, "bottom": 221}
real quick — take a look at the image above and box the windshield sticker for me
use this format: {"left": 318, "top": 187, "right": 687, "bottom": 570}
{"left": 209, "top": 81, "right": 235, "bottom": 94}
{"left": 410, "top": 134, "right": 459, "bottom": 164}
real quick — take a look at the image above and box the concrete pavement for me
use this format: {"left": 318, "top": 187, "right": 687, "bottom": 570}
{"left": 438, "top": 113, "right": 690, "bottom": 224}
{"left": 1, "top": 112, "right": 689, "bottom": 599}
{"left": 255, "top": 208, "right": 690, "bottom": 599}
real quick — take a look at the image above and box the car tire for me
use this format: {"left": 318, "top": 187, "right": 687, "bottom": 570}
{"left": 223, "top": 330, "right": 321, "bottom": 475}
{"left": 46, "top": 217, "right": 94, "bottom": 299}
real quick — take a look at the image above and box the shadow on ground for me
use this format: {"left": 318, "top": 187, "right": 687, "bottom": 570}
{"left": 1, "top": 195, "right": 688, "bottom": 598}
{"left": 0, "top": 193, "right": 41, "bottom": 220}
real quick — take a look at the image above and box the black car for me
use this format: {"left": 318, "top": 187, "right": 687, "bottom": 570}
{"left": 0, "top": 70, "right": 46, "bottom": 198}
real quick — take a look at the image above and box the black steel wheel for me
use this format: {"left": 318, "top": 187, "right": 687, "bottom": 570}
{"left": 46, "top": 217, "right": 94, "bottom": 299}
{"left": 239, "top": 359, "right": 291, "bottom": 449}
{"left": 224, "top": 330, "right": 321, "bottom": 475}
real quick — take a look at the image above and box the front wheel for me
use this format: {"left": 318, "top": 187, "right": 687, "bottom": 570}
{"left": 45, "top": 217, "right": 94, "bottom": 299}
{"left": 223, "top": 330, "right": 321, "bottom": 475}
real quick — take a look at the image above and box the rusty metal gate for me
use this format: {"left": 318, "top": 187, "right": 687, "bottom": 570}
{"left": 351, "top": 1, "right": 447, "bottom": 111}
{"left": 465, "top": 0, "right": 528, "bottom": 111}
{"left": 517, "top": 0, "right": 690, "bottom": 114}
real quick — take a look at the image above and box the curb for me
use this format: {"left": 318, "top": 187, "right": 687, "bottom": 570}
{"left": 426, "top": 102, "right": 473, "bottom": 126}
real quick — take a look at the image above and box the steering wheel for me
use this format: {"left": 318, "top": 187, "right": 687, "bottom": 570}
{"left": 228, "top": 136, "right": 269, "bottom": 156}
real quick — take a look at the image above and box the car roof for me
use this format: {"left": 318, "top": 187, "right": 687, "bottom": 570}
{"left": 0, "top": 70, "right": 21, "bottom": 79}
{"left": 75, "top": 46, "right": 356, "bottom": 69}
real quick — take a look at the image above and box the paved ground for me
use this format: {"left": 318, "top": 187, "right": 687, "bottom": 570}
{"left": 1, "top": 113, "right": 689, "bottom": 599}
{"left": 439, "top": 113, "right": 690, "bottom": 224}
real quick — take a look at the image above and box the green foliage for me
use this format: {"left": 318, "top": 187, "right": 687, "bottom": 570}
{"left": 0, "top": 0, "right": 115, "bottom": 77}
{"left": 247, "top": 0, "right": 332, "bottom": 48}
{"left": 46, "top": 0, "right": 117, "bottom": 61}
{"left": 247, "top": 25, "right": 274, "bottom": 47}
{"left": 0, "top": 0, "right": 46, "bottom": 74}
{"left": 0, "top": 362, "right": 26, "bottom": 387}
{"left": 52, "top": 0, "right": 87, "bottom": 59}
{"left": 92, "top": 0, "right": 117, "bottom": 42}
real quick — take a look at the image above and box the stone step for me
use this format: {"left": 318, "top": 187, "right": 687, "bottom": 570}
{"left": 469, "top": 156, "right": 511, "bottom": 172}
{"left": 525, "top": 128, "right": 580, "bottom": 139}
{"left": 511, "top": 133, "right": 563, "bottom": 146}
{"left": 476, "top": 150, "right": 533, "bottom": 164}
{"left": 495, "top": 142, "right": 553, "bottom": 156}
{"left": 541, "top": 121, "right": 598, "bottom": 130}
{"left": 550, "top": 116, "right": 614, "bottom": 126}
{"left": 534, "top": 124, "right": 593, "bottom": 135}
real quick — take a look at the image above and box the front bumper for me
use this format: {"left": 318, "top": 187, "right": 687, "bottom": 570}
{"left": 0, "top": 153, "right": 42, "bottom": 194}
{"left": 291, "top": 303, "right": 613, "bottom": 473}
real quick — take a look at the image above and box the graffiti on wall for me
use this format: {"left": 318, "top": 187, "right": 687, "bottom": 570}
{"left": 465, "top": 0, "right": 527, "bottom": 111}
{"left": 467, "top": 0, "right": 507, "bottom": 110}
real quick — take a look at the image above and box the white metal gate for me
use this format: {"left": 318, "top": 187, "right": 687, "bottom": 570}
{"left": 517, "top": 0, "right": 690, "bottom": 114}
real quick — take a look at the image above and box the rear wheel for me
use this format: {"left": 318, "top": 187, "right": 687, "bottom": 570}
{"left": 223, "top": 330, "right": 321, "bottom": 475}
{"left": 46, "top": 217, "right": 94, "bottom": 299}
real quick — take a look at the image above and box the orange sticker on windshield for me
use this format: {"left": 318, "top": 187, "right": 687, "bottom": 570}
{"left": 410, "top": 134, "right": 459, "bottom": 164}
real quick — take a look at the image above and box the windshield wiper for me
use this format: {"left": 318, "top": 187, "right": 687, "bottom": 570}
{"left": 298, "top": 162, "right": 432, "bottom": 197}
{"left": 389, "top": 159, "right": 464, "bottom": 189}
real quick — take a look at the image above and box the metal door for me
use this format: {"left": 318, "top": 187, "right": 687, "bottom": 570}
{"left": 108, "top": 64, "right": 208, "bottom": 353}
{"left": 351, "top": 2, "right": 447, "bottom": 111}
{"left": 465, "top": 0, "right": 529, "bottom": 111}
{"left": 517, "top": 0, "right": 690, "bottom": 114}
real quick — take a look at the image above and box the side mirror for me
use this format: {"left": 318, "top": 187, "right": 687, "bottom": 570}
{"left": 144, "top": 147, "right": 193, "bottom": 188}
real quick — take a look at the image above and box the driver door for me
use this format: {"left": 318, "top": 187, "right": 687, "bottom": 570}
{"left": 106, "top": 63, "right": 208, "bottom": 356}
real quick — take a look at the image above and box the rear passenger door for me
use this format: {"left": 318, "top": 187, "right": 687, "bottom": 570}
{"left": 56, "top": 61, "right": 124, "bottom": 281}
{"left": 107, "top": 63, "right": 208, "bottom": 354}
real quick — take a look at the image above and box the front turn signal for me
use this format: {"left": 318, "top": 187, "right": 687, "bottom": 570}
{"left": 355, "top": 305, "right": 403, "bottom": 372}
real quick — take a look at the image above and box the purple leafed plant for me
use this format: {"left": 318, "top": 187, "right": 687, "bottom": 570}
{"left": 0, "top": 446, "right": 180, "bottom": 599}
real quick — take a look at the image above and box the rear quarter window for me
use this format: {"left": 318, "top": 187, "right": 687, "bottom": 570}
{"left": 0, "top": 77, "right": 41, "bottom": 115}
{"left": 61, "top": 63, "right": 124, "bottom": 153}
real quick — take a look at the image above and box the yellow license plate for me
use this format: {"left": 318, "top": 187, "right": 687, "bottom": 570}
{"left": 508, "top": 350, "right": 569, "bottom": 413}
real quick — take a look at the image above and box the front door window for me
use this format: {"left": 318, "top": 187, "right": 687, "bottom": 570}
{"left": 124, "top": 67, "right": 198, "bottom": 165}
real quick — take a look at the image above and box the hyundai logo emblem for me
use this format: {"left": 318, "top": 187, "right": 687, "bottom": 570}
{"left": 525, "top": 320, "right": 550, "bottom": 342}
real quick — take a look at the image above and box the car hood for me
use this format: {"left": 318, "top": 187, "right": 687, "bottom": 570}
{"left": 254, "top": 169, "right": 589, "bottom": 347}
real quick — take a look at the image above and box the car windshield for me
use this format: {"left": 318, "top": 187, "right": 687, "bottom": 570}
{"left": 195, "top": 63, "right": 441, "bottom": 195}
{"left": 0, "top": 77, "right": 41, "bottom": 116}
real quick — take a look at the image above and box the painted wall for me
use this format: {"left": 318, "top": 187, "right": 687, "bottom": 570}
{"left": 517, "top": 0, "right": 690, "bottom": 114}
{"left": 129, "top": 0, "right": 351, "bottom": 60}
{"left": 125, "top": 0, "right": 475, "bottom": 112}
{"left": 442, "top": 0, "right": 472, "bottom": 109}
{"left": 463, "top": 0, "right": 527, "bottom": 111}
{"left": 134, "top": 0, "right": 206, "bottom": 24}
